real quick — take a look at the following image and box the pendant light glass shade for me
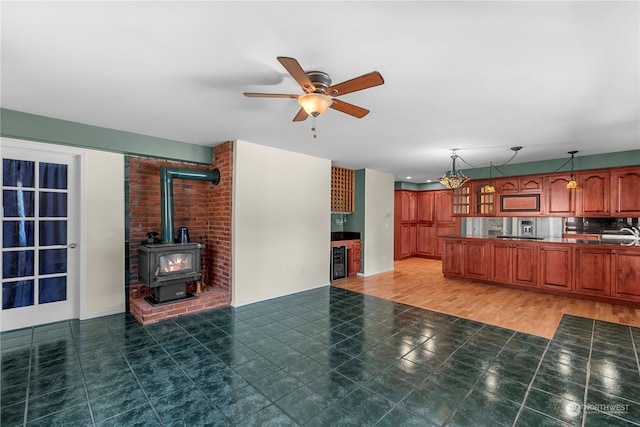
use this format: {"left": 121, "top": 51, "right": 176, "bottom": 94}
{"left": 298, "top": 93, "right": 333, "bottom": 117}
{"left": 438, "top": 151, "right": 469, "bottom": 190}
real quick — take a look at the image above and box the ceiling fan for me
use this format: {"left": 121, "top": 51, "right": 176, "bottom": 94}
{"left": 244, "top": 56, "right": 384, "bottom": 122}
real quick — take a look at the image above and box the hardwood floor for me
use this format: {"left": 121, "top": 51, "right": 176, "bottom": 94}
{"left": 332, "top": 257, "right": 640, "bottom": 339}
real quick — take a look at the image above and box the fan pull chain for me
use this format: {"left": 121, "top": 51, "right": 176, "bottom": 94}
{"left": 311, "top": 116, "right": 317, "bottom": 139}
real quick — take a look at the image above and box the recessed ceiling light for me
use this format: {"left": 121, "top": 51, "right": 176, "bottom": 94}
{"left": 425, "top": 179, "right": 432, "bottom": 183}
{"left": 405, "top": 176, "right": 412, "bottom": 180}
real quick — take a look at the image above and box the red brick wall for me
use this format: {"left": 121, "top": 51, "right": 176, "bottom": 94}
{"left": 127, "top": 141, "right": 234, "bottom": 323}
{"left": 208, "top": 142, "right": 234, "bottom": 292}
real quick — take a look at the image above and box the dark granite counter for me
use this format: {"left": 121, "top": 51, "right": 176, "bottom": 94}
{"left": 331, "top": 231, "right": 361, "bottom": 241}
{"left": 442, "top": 233, "right": 640, "bottom": 247}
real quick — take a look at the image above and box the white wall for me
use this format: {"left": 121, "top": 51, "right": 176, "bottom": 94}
{"left": 363, "top": 168, "right": 395, "bottom": 276}
{"left": 83, "top": 149, "right": 125, "bottom": 318}
{"left": 232, "top": 140, "right": 331, "bottom": 306}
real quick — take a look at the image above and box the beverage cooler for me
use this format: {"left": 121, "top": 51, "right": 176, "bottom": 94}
{"left": 330, "top": 245, "right": 347, "bottom": 281}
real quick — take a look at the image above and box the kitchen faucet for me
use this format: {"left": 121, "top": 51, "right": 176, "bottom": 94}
{"left": 619, "top": 226, "right": 640, "bottom": 238}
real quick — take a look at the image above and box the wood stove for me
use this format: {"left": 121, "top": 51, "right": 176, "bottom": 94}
{"left": 138, "top": 242, "right": 202, "bottom": 304}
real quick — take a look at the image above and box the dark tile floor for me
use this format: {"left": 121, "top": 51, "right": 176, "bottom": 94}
{"left": 2, "top": 287, "right": 640, "bottom": 426}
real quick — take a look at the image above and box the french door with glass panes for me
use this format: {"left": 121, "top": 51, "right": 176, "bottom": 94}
{"left": 2, "top": 145, "right": 79, "bottom": 331}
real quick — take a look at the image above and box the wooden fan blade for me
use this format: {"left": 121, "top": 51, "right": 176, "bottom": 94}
{"left": 326, "top": 71, "right": 384, "bottom": 96}
{"left": 292, "top": 108, "right": 309, "bottom": 122}
{"left": 277, "top": 57, "right": 315, "bottom": 93}
{"left": 243, "top": 92, "right": 299, "bottom": 99}
{"left": 330, "top": 99, "right": 370, "bottom": 118}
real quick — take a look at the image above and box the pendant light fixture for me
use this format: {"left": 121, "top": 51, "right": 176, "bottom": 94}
{"left": 566, "top": 151, "right": 578, "bottom": 189}
{"left": 438, "top": 150, "right": 470, "bottom": 190}
{"left": 485, "top": 161, "right": 496, "bottom": 193}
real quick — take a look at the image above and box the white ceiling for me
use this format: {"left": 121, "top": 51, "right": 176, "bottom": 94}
{"left": 2, "top": 1, "right": 638, "bottom": 182}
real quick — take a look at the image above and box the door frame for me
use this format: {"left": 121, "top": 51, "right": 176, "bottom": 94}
{"left": 1, "top": 137, "right": 87, "bottom": 330}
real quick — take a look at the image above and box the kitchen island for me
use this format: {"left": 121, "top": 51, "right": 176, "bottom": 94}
{"left": 441, "top": 234, "right": 640, "bottom": 306}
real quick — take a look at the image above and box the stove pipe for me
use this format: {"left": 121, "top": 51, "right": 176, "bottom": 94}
{"left": 160, "top": 166, "right": 220, "bottom": 243}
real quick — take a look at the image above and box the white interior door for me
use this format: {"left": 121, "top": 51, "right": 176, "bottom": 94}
{"left": 1, "top": 146, "right": 80, "bottom": 331}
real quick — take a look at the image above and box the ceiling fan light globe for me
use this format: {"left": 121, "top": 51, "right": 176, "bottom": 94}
{"left": 298, "top": 93, "right": 333, "bottom": 116}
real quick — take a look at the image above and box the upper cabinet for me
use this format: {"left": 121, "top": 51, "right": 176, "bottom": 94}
{"left": 331, "top": 166, "right": 355, "bottom": 213}
{"left": 451, "top": 165, "right": 638, "bottom": 218}
{"left": 546, "top": 175, "right": 575, "bottom": 216}
{"left": 401, "top": 191, "right": 418, "bottom": 222}
{"left": 452, "top": 186, "right": 471, "bottom": 216}
{"left": 473, "top": 181, "right": 496, "bottom": 216}
{"left": 451, "top": 181, "right": 494, "bottom": 216}
{"left": 576, "top": 171, "right": 610, "bottom": 216}
{"left": 417, "top": 191, "right": 434, "bottom": 224}
{"left": 495, "top": 176, "right": 543, "bottom": 194}
{"left": 612, "top": 168, "right": 640, "bottom": 216}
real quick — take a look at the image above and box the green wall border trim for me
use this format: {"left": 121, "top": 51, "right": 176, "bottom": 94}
{"left": 1, "top": 108, "right": 214, "bottom": 165}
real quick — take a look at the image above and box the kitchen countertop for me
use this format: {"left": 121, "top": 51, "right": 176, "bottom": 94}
{"left": 442, "top": 233, "right": 640, "bottom": 247}
{"left": 331, "top": 231, "right": 361, "bottom": 241}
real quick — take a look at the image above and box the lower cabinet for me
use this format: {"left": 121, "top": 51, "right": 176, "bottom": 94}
{"left": 417, "top": 225, "right": 436, "bottom": 257}
{"left": 490, "top": 242, "right": 537, "bottom": 287}
{"left": 612, "top": 249, "right": 640, "bottom": 301}
{"left": 539, "top": 244, "right": 572, "bottom": 290}
{"left": 441, "top": 239, "right": 488, "bottom": 279}
{"left": 442, "top": 239, "right": 463, "bottom": 277}
{"left": 443, "top": 237, "right": 640, "bottom": 306}
{"left": 331, "top": 240, "right": 361, "bottom": 277}
{"left": 351, "top": 241, "right": 361, "bottom": 275}
{"left": 399, "top": 224, "right": 417, "bottom": 259}
{"left": 575, "top": 247, "right": 611, "bottom": 296}
{"left": 463, "top": 241, "right": 488, "bottom": 279}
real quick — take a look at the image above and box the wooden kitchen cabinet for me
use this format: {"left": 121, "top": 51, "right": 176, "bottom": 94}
{"left": 399, "top": 223, "right": 417, "bottom": 258}
{"left": 546, "top": 175, "right": 575, "bottom": 216}
{"left": 611, "top": 168, "right": 640, "bottom": 216}
{"left": 612, "top": 248, "right": 640, "bottom": 301}
{"left": 452, "top": 186, "right": 470, "bottom": 216}
{"left": 574, "top": 247, "right": 611, "bottom": 296}
{"left": 434, "top": 191, "right": 453, "bottom": 223}
{"left": 539, "top": 244, "right": 573, "bottom": 290}
{"left": 443, "top": 236, "right": 640, "bottom": 307}
{"left": 473, "top": 181, "right": 495, "bottom": 216}
{"left": 417, "top": 224, "right": 436, "bottom": 257}
{"left": 442, "top": 239, "right": 463, "bottom": 276}
{"left": 576, "top": 171, "right": 610, "bottom": 216}
{"left": 450, "top": 165, "right": 640, "bottom": 219}
{"left": 490, "top": 241, "right": 537, "bottom": 287}
{"left": 396, "top": 190, "right": 459, "bottom": 260}
{"left": 402, "top": 191, "right": 418, "bottom": 222}
{"left": 436, "top": 224, "right": 456, "bottom": 258}
{"left": 394, "top": 191, "right": 418, "bottom": 259}
{"left": 351, "top": 241, "right": 361, "bottom": 275}
{"left": 495, "top": 178, "right": 519, "bottom": 194}
{"left": 495, "top": 176, "right": 543, "bottom": 194}
{"left": 417, "top": 191, "right": 435, "bottom": 224}
{"left": 463, "top": 240, "right": 489, "bottom": 279}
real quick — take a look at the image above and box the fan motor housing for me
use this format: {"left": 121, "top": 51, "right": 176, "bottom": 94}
{"left": 306, "top": 71, "right": 331, "bottom": 93}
